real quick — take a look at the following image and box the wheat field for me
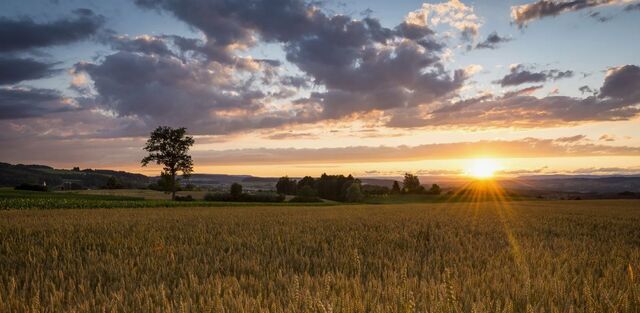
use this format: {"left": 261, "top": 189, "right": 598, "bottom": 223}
{"left": 1, "top": 200, "right": 639, "bottom": 312}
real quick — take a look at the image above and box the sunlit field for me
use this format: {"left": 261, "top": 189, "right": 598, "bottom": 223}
{"left": 1, "top": 199, "right": 639, "bottom": 312}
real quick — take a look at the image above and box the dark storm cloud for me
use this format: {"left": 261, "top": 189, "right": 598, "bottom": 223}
{"left": 0, "top": 9, "right": 105, "bottom": 53}
{"left": 387, "top": 64, "right": 640, "bottom": 128}
{"left": 0, "top": 88, "right": 75, "bottom": 119}
{"left": 496, "top": 65, "right": 574, "bottom": 87}
{"left": 474, "top": 32, "right": 512, "bottom": 50}
{"left": 511, "top": 0, "right": 632, "bottom": 26}
{"left": 0, "top": 57, "right": 58, "bottom": 85}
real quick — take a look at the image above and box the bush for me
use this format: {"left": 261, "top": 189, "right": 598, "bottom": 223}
{"left": 174, "top": 195, "right": 194, "bottom": 202}
{"left": 103, "top": 176, "right": 123, "bottom": 189}
{"left": 204, "top": 192, "right": 284, "bottom": 203}
{"left": 245, "top": 193, "right": 285, "bottom": 202}
{"left": 14, "top": 183, "right": 48, "bottom": 192}
{"left": 361, "top": 184, "right": 390, "bottom": 195}
{"left": 289, "top": 196, "right": 322, "bottom": 203}
{"left": 204, "top": 193, "right": 235, "bottom": 201}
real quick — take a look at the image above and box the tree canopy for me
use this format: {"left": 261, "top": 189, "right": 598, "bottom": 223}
{"left": 402, "top": 173, "right": 424, "bottom": 194}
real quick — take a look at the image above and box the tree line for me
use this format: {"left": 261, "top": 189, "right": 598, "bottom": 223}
{"left": 277, "top": 173, "right": 441, "bottom": 202}
{"left": 276, "top": 174, "right": 364, "bottom": 202}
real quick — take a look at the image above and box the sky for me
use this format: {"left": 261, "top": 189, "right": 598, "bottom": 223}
{"left": 1, "top": 0, "right": 639, "bottom": 178}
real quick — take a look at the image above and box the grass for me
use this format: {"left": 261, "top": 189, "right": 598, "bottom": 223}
{"left": 0, "top": 200, "right": 639, "bottom": 312}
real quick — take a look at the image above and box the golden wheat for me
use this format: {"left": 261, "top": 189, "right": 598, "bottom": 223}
{"left": 0, "top": 200, "right": 638, "bottom": 312}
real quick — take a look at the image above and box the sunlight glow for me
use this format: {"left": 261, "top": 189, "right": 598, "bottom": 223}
{"left": 466, "top": 158, "right": 501, "bottom": 179}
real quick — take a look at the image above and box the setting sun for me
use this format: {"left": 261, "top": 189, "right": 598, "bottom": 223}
{"left": 466, "top": 158, "right": 501, "bottom": 179}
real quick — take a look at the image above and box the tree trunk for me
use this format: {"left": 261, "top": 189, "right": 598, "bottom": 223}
{"left": 171, "top": 171, "right": 176, "bottom": 201}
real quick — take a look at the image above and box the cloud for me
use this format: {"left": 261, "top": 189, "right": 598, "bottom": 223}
{"left": 555, "top": 134, "right": 587, "bottom": 142}
{"left": 625, "top": 3, "right": 640, "bottom": 10}
{"left": 106, "top": 34, "right": 174, "bottom": 57}
{"left": 65, "top": 0, "right": 468, "bottom": 135}
{"left": 599, "top": 134, "right": 616, "bottom": 141}
{"left": 474, "top": 32, "right": 512, "bottom": 50}
{"left": 187, "top": 137, "right": 640, "bottom": 165}
{"left": 579, "top": 85, "right": 594, "bottom": 94}
{"left": 0, "top": 57, "right": 59, "bottom": 85}
{"left": 588, "top": 11, "right": 613, "bottom": 22}
{"left": 73, "top": 50, "right": 318, "bottom": 135}
{"left": 598, "top": 64, "right": 640, "bottom": 102}
{"left": 0, "top": 87, "right": 77, "bottom": 119}
{"left": 569, "top": 166, "right": 640, "bottom": 174}
{"left": 386, "top": 64, "right": 640, "bottom": 128}
{"left": 405, "top": 0, "right": 482, "bottom": 42}
{"left": 498, "top": 167, "right": 549, "bottom": 175}
{"left": 503, "top": 85, "right": 543, "bottom": 97}
{"left": 0, "top": 9, "right": 105, "bottom": 53}
{"left": 496, "top": 64, "right": 574, "bottom": 87}
{"left": 511, "top": 0, "right": 635, "bottom": 26}
{"left": 266, "top": 132, "right": 317, "bottom": 140}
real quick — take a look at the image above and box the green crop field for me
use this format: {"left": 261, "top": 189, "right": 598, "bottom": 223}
{"left": 1, "top": 200, "right": 639, "bottom": 312}
{"left": 0, "top": 189, "right": 327, "bottom": 210}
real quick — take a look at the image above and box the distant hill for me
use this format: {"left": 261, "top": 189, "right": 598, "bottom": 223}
{"left": 506, "top": 176, "right": 640, "bottom": 193}
{"left": 2, "top": 162, "right": 639, "bottom": 194}
{"left": 362, "top": 175, "right": 640, "bottom": 194}
{"left": 0, "top": 162, "right": 150, "bottom": 189}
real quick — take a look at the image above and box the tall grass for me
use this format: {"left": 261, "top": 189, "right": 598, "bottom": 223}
{"left": 0, "top": 200, "right": 639, "bottom": 312}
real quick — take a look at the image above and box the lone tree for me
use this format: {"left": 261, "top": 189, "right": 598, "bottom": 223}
{"left": 141, "top": 126, "right": 194, "bottom": 200}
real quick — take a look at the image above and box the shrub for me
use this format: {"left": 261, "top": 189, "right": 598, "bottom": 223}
{"left": 361, "top": 184, "right": 390, "bottom": 195}
{"left": 204, "top": 193, "right": 234, "bottom": 202}
{"left": 14, "top": 183, "right": 48, "bottom": 192}
{"left": 288, "top": 196, "right": 322, "bottom": 203}
{"left": 174, "top": 195, "right": 194, "bottom": 202}
{"left": 204, "top": 192, "right": 284, "bottom": 203}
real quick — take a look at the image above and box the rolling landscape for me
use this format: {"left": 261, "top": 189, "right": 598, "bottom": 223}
{"left": 1, "top": 0, "right": 640, "bottom": 312}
